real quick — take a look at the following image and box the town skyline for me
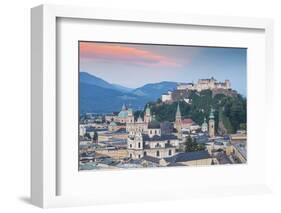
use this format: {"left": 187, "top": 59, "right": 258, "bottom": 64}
{"left": 80, "top": 42, "right": 247, "bottom": 96}
{"left": 79, "top": 41, "right": 247, "bottom": 171}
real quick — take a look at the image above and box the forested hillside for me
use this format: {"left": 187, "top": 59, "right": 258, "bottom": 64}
{"left": 147, "top": 90, "right": 246, "bottom": 134}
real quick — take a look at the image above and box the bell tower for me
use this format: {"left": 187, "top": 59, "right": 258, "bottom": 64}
{"left": 175, "top": 102, "right": 182, "bottom": 134}
{"left": 208, "top": 108, "right": 215, "bottom": 138}
{"left": 144, "top": 104, "right": 152, "bottom": 123}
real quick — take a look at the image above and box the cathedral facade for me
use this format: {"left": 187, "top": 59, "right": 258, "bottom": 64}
{"left": 126, "top": 105, "right": 179, "bottom": 160}
{"left": 125, "top": 104, "right": 152, "bottom": 133}
{"left": 127, "top": 117, "right": 179, "bottom": 160}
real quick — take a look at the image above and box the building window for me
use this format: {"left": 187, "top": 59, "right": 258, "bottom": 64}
{"left": 130, "top": 154, "right": 132, "bottom": 158}
{"left": 150, "top": 130, "right": 152, "bottom": 134}
{"left": 130, "top": 144, "right": 132, "bottom": 148}
{"left": 144, "top": 151, "right": 147, "bottom": 156}
{"left": 155, "top": 130, "right": 157, "bottom": 134}
{"left": 156, "top": 150, "right": 160, "bottom": 157}
{"left": 156, "top": 143, "right": 160, "bottom": 148}
{"left": 169, "top": 150, "right": 172, "bottom": 156}
{"left": 138, "top": 142, "right": 141, "bottom": 148}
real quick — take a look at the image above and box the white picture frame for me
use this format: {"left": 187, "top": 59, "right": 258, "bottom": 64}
{"left": 31, "top": 4, "right": 274, "bottom": 208}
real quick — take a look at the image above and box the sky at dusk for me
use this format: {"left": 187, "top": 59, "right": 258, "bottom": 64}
{"left": 79, "top": 42, "right": 247, "bottom": 96}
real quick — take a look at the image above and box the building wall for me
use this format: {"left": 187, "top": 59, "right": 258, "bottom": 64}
{"left": 148, "top": 128, "right": 161, "bottom": 137}
{"left": 209, "top": 120, "right": 215, "bottom": 138}
{"left": 180, "top": 158, "right": 213, "bottom": 166}
{"left": 126, "top": 122, "right": 147, "bottom": 133}
{"left": 95, "top": 149, "right": 128, "bottom": 160}
{"left": 144, "top": 147, "right": 176, "bottom": 158}
{"left": 161, "top": 93, "right": 172, "bottom": 102}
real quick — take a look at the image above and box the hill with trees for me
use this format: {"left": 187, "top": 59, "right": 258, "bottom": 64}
{"left": 146, "top": 90, "right": 246, "bottom": 134}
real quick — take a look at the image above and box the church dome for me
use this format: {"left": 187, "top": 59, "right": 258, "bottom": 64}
{"left": 109, "top": 122, "right": 117, "bottom": 126}
{"left": 118, "top": 110, "right": 128, "bottom": 118}
{"left": 148, "top": 120, "right": 160, "bottom": 129}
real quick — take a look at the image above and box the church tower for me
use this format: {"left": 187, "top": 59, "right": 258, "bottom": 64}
{"left": 144, "top": 104, "right": 152, "bottom": 123}
{"left": 201, "top": 117, "right": 208, "bottom": 132}
{"left": 208, "top": 109, "right": 215, "bottom": 138}
{"left": 175, "top": 102, "right": 182, "bottom": 134}
{"left": 127, "top": 131, "right": 144, "bottom": 159}
{"left": 126, "top": 106, "right": 134, "bottom": 124}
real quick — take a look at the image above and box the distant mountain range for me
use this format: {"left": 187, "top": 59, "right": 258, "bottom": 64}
{"left": 80, "top": 72, "right": 177, "bottom": 113}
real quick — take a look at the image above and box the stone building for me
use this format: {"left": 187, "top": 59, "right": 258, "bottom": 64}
{"left": 127, "top": 116, "right": 179, "bottom": 160}
{"left": 125, "top": 104, "right": 152, "bottom": 133}
{"left": 176, "top": 77, "right": 231, "bottom": 92}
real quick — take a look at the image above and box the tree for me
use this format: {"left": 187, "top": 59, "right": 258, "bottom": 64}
{"left": 239, "top": 123, "right": 247, "bottom": 130}
{"left": 149, "top": 89, "right": 246, "bottom": 134}
{"left": 84, "top": 132, "right": 91, "bottom": 140}
{"left": 92, "top": 131, "right": 98, "bottom": 143}
{"left": 184, "top": 135, "right": 205, "bottom": 152}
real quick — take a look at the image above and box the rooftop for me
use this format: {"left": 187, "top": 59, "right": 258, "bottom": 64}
{"left": 147, "top": 120, "right": 160, "bottom": 129}
{"left": 165, "top": 151, "right": 211, "bottom": 163}
{"left": 142, "top": 134, "right": 178, "bottom": 142}
{"left": 142, "top": 155, "right": 161, "bottom": 164}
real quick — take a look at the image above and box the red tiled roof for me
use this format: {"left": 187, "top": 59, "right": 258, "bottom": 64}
{"left": 181, "top": 118, "right": 193, "bottom": 124}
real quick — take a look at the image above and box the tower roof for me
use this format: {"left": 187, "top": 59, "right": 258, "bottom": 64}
{"left": 176, "top": 102, "right": 181, "bottom": 118}
{"left": 148, "top": 114, "right": 160, "bottom": 129}
{"left": 121, "top": 103, "right": 126, "bottom": 111}
{"left": 209, "top": 109, "right": 215, "bottom": 119}
{"left": 145, "top": 104, "right": 151, "bottom": 115}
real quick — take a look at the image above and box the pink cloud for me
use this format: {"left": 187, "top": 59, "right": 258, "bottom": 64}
{"left": 80, "top": 42, "right": 182, "bottom": 68}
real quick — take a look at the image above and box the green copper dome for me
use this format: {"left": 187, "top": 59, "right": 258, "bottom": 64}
{"left": 109, "top": 121, "right": 117, "bottom": 126}
{"left": 148, "top": 114, "right": 160, "bottom": 129}
{"left": 118, "top": 110, "right": 128, "bottom": 118}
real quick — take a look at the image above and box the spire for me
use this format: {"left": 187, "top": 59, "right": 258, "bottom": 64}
{"left": 176, "top": 102, "right": 181, "bottom": 118}
{"left": 122, "top": 103, "right": 126, "bottom": 111}
{"left": 145, "top": 104, "right": 151, "bottom": 115}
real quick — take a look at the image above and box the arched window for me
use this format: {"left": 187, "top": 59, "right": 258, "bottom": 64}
{"left": 155, "top": 130, "right": 157, "bottom": 134}
{"left": 156, "top": 150, "right": 160, "bottom": 157}
{"left": 130, "top": 154, "right": 132, "bottom": 158}
{"left": 156, "top": 143, "right": 160, "bottom": 148}
{"left": 150, "top": 130, "right": 152, "bottom": 134}
{"left": 138, "top": 142, "right": 141, "bottom": 148}
{"left": 130, "top": 144, "right": 132, "bottom": 148}
{"left": 144, "top": 151, "right": 147, "bottom": 156}
{"left": 169, "top": 150, "right": 172, "bottom": 156}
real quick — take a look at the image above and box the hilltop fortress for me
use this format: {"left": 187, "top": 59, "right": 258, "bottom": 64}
{"left": 177, "top": 77, "right": 230, "bottom": 91}
{"left": 162, "top": 77, "right": 236, "bottom": 103}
